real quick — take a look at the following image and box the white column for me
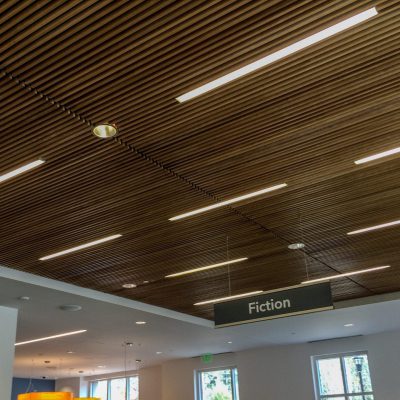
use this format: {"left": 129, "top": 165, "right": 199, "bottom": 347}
{"left": 0, "top": 305, "right": 18, "bottom": 400}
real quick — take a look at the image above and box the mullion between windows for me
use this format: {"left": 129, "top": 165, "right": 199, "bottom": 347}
{"left": 340, "top": 356, "right": 349, "bottom": 396}
{"left": 230, "top": 367, "right": 236, "bottom": 400}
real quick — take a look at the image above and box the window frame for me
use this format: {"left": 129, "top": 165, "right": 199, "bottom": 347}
{"left": 195, "top": 366, "right": 239, "bottom": 400}
{"left": 312, "top": 351, "right": 374, "bottom": 400}
{"left": 89, "top": 375, "right": 139, "bottom": 400}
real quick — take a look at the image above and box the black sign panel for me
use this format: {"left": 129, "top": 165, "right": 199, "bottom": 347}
{"left": 214, "top": 283, "right": 333, "bottom": 327}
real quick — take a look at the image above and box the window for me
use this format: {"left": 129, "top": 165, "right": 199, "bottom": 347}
{"left": 196, "top": 367, "right": 239, "bottom": 400}
{"left": 90, "top": 376, "right": 139, "bottom": 400}
{"left": 313, "top": 352, "right": 374, "bottom": 400}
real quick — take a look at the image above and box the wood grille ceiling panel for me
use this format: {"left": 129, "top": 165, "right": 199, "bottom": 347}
{"left": 0, "top": 0, "right": 399, "bottom": 319}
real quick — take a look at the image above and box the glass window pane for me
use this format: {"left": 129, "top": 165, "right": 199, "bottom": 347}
{"left": 316, "top": 358, "right": 345, "bottom": 395}
{"left": 200, "top": 369, "right": 234, "bottom": 400}
{"left": 91, "top": 380, "right": 108, "bottom": 400}
{"left": 324, "top": 398, "right": 345, "bottom": 400}
{"left": 344, "top": 355, "right": 373, "bottom": 393}
{"left": 129, "top": 376, "right": 139, "bottom": 400}
{"left": 348, "top": 397, "right": 373, "bottom": 400}
{"left": 110, "top": 378, "right": 126, "bottom": 400}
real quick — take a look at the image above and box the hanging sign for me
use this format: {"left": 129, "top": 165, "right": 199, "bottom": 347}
{"left": 214, "top": 283, "right": 333, "bottom": 328}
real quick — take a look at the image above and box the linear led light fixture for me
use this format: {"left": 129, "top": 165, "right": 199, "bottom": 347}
{"left": 166, "top": 257, "right": 248, "bottom": 278}
{"left": 301, "top": 265, "right": 390, "bottom": 285}
{"left": 176, "top": 8, "right": 378, "bottom": 102}
{"left": 39, "top": 234, "right": 122, "bottom": 260}
{"left": 169, "top": 183, "right": 287, "bottom": 221}
{"left": 15, "top": 330, "right": 87, "bottom": 346}
{"left": 347, "top": 220, "right": 400, "bottom": 235}
{"left": 355, "top": 147, "right": 400, "bottom": 164}
{"left": 194, "top": 291, "right": 263, "bottom": 306}
{"left": 0, "top": 159, "right": 45, "bottom": 183}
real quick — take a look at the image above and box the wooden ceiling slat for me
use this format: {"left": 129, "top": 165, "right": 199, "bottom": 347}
{"left": 1, "top": 0, "right": 399, "bottom": 318}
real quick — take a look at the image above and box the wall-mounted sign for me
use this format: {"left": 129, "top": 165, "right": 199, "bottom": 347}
{"left": 214, "top": 283, "right": 333, "bottom": 328}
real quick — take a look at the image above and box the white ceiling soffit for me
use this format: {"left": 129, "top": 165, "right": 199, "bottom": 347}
{"left": 0, "top": 265, "right": 212, "bottom": 328}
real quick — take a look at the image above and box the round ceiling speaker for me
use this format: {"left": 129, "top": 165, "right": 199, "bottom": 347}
{"left": 59, "top": 304, "right": 82, "bottom": 312}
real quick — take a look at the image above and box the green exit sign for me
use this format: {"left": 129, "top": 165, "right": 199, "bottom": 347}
{"left": 201, "top": 353, "right": 213, "bottom": 364}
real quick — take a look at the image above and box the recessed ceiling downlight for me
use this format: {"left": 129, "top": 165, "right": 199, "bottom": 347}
{"left": 122, "top": 283, "right": 137, "bottom": 289}
{"left": 288, "top": 243, "right": 305, "bottom": 250}
{"left": 92, "top": 123, "right": 118, "bottom": 139}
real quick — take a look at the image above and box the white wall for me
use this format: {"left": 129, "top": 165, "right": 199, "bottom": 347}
{"left": 80, "top": 330, "right": 400, "bottom": 400}
{"left": 0, "top": 305, "right": 18, "bottom": 400}
{"left": 81, "top": 366, "right": 162, "bottom": 400}
{"left": 55, "top": 377, "right": 81, "bottom": 396}
{"left": 162, "top": 353, "right": 236, "bottom": 400}
{"left": 161, "top": 330, "right": 400, "bottom": 400}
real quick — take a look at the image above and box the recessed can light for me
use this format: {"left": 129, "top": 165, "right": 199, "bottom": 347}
{"left": 156, "top": 351, "right": 162, "bottom": 355}
{"left": 344, "top": 323, "right": 354, "bottom": 327}
{"left": 135, "top": 321, "right": 146, "bottom": 325}
{"left": 122, "top": 283, "right": 137, "bottom": 289}
{"left": 227, "top": 341, "right": 233, "bottom": 344}
{"left": 18, "top": 296, "right": 30, "bottom": 301}
{"left": 67, "top": 351, "right": 75, "bottom": 354}
{"left": 288, "top": 243, "right": 305, "bottom": 250}
{"left": 92, "top": 123, "right": 118, "bottom": 139}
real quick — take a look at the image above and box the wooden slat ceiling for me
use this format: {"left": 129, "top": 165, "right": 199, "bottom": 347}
{"left": 1, "top": 0, "right": 400, "bottom": 319}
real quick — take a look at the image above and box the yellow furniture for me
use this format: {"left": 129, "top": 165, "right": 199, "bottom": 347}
{"left": 18, "top": 394, "right": 73, "bottom": 400}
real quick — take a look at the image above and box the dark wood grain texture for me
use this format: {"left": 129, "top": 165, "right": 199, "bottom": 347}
{"left": 0, "top": 0, "right": 399, "bottom": 319}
